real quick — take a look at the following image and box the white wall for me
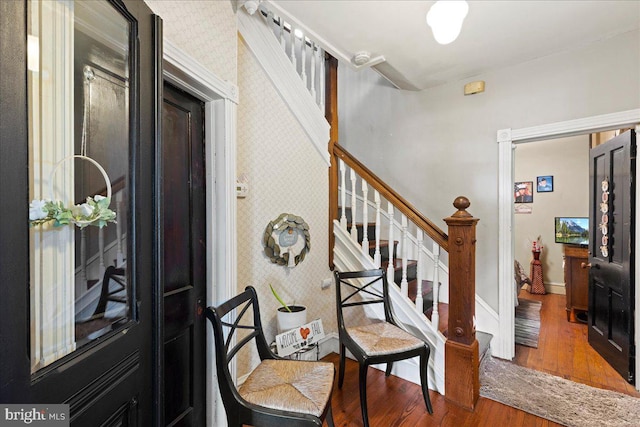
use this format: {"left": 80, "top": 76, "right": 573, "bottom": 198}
{"left": 514, "top": 135, "right": 589, "bottom": 293}
{"left": 338, "top": 29, "right": 640, "bottom": 310}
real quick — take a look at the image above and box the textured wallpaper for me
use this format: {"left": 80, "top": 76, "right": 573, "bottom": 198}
{"left": 237, "top": 38, "right": 334, "bottom": 373}
{"left": 145, "top": 0, "right": 237, "bottom": 84}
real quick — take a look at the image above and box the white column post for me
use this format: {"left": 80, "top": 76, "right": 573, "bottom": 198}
{"left": 310, "top": 41, "right": 317, "bottom": 101}
{"left": 300, "top": 33, "right": 307, "bottom": 86}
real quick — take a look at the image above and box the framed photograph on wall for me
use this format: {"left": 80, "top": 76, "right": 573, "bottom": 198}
{"left": 537, "top": 175, "right": 553, "bottom": 192}
{"left": 514, "top": 181, "right": 533, "bottom": 203}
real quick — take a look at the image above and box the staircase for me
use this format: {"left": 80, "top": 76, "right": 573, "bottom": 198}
{"left": 239, "top": 1, "right": 492, "bottom": 409}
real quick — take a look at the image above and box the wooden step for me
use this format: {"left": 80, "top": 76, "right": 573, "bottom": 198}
{"left": 381, "top": 258, "right": 417, "bottom": 284}
{"left": 407, "top": 279, "right": 434, "bottom": 304}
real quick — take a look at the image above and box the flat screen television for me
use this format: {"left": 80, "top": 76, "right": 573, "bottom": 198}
{"left": 555, "top": 217, "right": 589, "bottom": 246}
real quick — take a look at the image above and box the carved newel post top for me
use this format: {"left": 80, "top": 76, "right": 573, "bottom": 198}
{"left": 452, "top": 196, "right": 472, "bottom": 218}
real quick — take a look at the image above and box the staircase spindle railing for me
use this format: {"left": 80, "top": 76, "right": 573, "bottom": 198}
{"left": 431, "top": 241, "right": 441, "bottom": 329}
{"left": 361, "top": 180, "right": 369, "bottom": 252}
{"left": 350, "top": 169, "right": 358, "bottom": 242}
{"left": 400, "top": 214, "right": 408, "bottom": 297}
{"left": 386, "top": 202, "right": 395, "bottom": 286}
{"left": 416, "top": 229, "right": 425, "bottom": 313}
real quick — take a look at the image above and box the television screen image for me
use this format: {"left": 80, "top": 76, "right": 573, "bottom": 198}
{"left": 555, "top": 217, "right": 589, "bottom": 246}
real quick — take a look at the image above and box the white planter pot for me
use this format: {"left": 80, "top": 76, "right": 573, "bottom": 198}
{"left": 276, "top": 305, "right": 307, "bottom": 333}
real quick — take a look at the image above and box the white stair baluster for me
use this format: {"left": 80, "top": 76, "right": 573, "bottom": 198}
{"left": 339, "top": 159, "right": 347, "bottom": 230}
{"left": 300, "top": 33, "right": 307, "bottom": 86}
{"left": 279, "top": 17, "right": 285, "bottom": 49}
{"left": 310, "top": 42, "right": 317, "bottom": 101}
{"left": 80, "top": 228, "right": 88, "bottom": 291}
{"left": 319, "top": 47, "right": 325, "bottom": 112}
{"left": 350, "top": 169, "right": 358, "bottom": 242}
{"left": 361, "top": 180, "right": 369, "bottom": 254}
{"left": 374, "top": 191, "right": 381, "bottom": 267}
{"left": 400, "top": 215, "right": 408, "bottom": 297}
{"left": 289, "top": 25, "right": 296, "bottom": 70}
{"left": 98, "top": 227, "right": 106, "bottom": 278}
{"left": 115, "top": 190, "right": 124, "bottom": 265}
{"left": 266, "top": 10, "right": 274, "bottom": 32}
{"left": 387, "top": 202, "right": 395, "bottom": 285}
{"left": 432, "top": 242, "right": 441, "bottom": 330}
{"left": 416, "top": 230, "right": 424, "bottom": 314}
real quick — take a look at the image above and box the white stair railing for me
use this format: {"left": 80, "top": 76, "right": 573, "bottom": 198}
{"left": 336, "top": 165, "right": 450, "bottom": 331}
{"left": 258, "top": 4, "right": 326, "bottom": 112}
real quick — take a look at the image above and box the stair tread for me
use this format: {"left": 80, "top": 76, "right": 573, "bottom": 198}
{"left": 425, "top": 302, "right": 449, "bottom": 334}
{"left": 381, "top": 259, "right": 417, "bottom": 270}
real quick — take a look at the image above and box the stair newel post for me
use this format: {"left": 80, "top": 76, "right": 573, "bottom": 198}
{"left": 374, "top": 190, "right": 382, "bottom": 267}
{"left": 339, "top": 159, "right": 347, "bottom": 230}
{"left": 431, "top": 241, "right": 441, "bottom": 330}
{"left": 387, "top": 202, "right": 395, "bottom": 285}
{"left": 400, "top": 214, "right": 409, "bottom": 297}
{"left": 416, "top": 229, "right": 424, "bottom": 313}
{"left": 443, "top": 196, "right": 479, "bottom": 411}
{"left": 350, "top": 169, "right": 358, "bottom": 242}
{"left": 361, "top": 180, "right": 369, "bottom": 254}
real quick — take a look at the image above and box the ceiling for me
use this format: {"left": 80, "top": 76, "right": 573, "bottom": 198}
{"left": 266, "top": 0, "right": 640, "bottom": 91}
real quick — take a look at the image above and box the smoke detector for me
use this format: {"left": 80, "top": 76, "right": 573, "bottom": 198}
{"left": 352, "top": 51, "right": 371, "bottom": 66}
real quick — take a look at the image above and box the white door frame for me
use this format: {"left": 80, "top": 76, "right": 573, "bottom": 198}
{"left": 496, "top": 109, "right": 640, "bottom": 390}
{"left": 163, "top": 41, "right": 239, "bottom": 427}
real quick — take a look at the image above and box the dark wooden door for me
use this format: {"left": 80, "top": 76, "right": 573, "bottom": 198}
{"left": 0, "top": 0, "right": 160, "bottom": 424}
{"left": 588, "top": 130, "right": 636, "bottom": 384}
{"left": 161, "top": 82, "right": 207, "bottom": 426}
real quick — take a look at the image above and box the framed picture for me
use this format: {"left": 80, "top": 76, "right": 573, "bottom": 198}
{"left": 514, "top": 181, "right": 533, "bottom": 203}
{"left": 536, "top": 175, "right": 553, "bottom": 192}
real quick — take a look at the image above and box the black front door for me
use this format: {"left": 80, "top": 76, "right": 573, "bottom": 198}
{"left": 0, "top": 0, "right": 160, "bottom": 424}
{"left": 588, "top": 130, "right": 636, "bottom": 384}
{"left": 160, "top": 82, "right": 207, "bottom": 426}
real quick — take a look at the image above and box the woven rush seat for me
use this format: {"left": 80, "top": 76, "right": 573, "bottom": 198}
{"left": 239, "top": 359, "right": 334, "bottom": 417}
{"left": 347, "top": 322, "right": 425, "bottom": 357}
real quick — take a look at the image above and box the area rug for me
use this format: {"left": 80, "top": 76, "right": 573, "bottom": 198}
{"left": 515, "top": 298, "right": 541, "bottom": 348}
{"left": 480, "top": 356, "right": 640, "bottom": 427}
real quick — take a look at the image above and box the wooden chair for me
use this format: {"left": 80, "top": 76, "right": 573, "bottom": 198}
{"left": 334, "top": 269, "right": 433, "bottom": 427}
{"left": 205, "top": 286, "right": 335, "bottom": 427}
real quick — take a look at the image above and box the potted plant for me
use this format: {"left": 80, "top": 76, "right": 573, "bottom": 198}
{"left": 270, "top": 284, "right": 307, "bottom": 333}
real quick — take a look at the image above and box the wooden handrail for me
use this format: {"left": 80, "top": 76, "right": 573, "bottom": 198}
{"left": 332, "top": 143, "right": 449, "bottom": 251}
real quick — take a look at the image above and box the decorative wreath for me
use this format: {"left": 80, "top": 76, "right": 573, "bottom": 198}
{"left": 29, "top": 155, "right": 117, "bottom": 229}
{"left": 262, "top": 213, "right": 310, "bottom": 267}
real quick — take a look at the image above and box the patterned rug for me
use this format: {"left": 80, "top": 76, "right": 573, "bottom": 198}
{"left": 480, "top": 356, "right": 640, "bottom": 427}
{"left": 515, "top": 298, "right": 541, "bottom": 348}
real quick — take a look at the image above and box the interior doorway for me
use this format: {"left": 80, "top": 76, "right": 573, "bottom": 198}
{"left": 512, "top": 132, "right": 636, "bottom": 393}
{"left": 496, "top": 109, "right": 640, "bottom": 392}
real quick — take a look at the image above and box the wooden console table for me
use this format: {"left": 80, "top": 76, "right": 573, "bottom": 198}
{"left": 564, "top": 245, "right": 589, "bottom": 323}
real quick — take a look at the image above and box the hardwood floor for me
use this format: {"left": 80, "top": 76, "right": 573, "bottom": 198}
{"left": 514, "top": 290, "right": 639, "bottom": 397}
{"left": 323, "top": 353, "right": 563, "bottom": 427}
{"left": 322, "top": 290, "right": 638, "bottom": 426}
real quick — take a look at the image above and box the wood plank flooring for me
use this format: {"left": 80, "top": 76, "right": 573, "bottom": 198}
{"left": 323, "top": 353, "right": 563, "bottom": 427}
{"left": 321, "top": 290, "right": 638, "bottom": 426}
{"left": 514, "top": 290, "right": 639, "bottom": 397}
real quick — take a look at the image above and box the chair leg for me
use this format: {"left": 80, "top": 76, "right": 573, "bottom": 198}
{"left": 326, "top": 403, "right": 335, "bottom": 427}
{"left": 338, "top": 343, "right": 346, "bottom": 389}
{"left": 420, "top": 352, "right": 433, "bottom": 414}
{"left": 385, "top": 361, "right": 393, "bottom": 377}
{"left": 359, "top": 363, "right": 370, "bottom": 427}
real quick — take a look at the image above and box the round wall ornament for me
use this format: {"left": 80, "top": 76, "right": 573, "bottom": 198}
{"left": 262, "top": 213, "right": 310, "bottom": 267}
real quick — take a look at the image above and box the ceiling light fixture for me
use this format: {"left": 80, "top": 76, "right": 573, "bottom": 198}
{"left": 426, "top": 0, "right": 469, "bottom": 45}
